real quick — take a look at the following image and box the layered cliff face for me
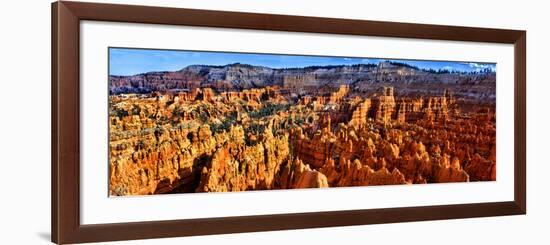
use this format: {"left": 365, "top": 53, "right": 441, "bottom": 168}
{"left": 110, "top": 62, "right": 496, "bottom": 101}
{"left": 109, "top": 68, "right": 496, "bottom": 196}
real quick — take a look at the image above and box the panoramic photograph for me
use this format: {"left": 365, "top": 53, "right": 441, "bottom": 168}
{"left": 108, "top": 47, "right": 496, "bottom": 196}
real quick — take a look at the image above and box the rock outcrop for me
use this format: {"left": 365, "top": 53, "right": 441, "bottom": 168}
{"left": 279, "top": 158, "right": 329, "bottom": 189}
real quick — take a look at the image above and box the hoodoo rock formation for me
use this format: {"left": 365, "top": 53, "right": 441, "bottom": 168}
{"left": 109, "top": 61, "right": 496, "bottom": 196}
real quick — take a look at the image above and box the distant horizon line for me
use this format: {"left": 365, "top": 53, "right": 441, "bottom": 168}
{"left": 109, "top": 61, "right": 496, "bottom": 77}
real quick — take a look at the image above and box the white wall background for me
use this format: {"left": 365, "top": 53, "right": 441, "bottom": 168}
{"left": 0, "top": 0, "right": 547, "bottom": 244}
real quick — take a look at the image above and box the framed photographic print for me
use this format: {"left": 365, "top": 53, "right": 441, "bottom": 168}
{"left": 51, "top": 1, "right": 526, "bottom": 244}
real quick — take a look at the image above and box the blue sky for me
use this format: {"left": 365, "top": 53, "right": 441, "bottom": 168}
{"left": 109, "top": 47, "right": 496, "bottom": 76}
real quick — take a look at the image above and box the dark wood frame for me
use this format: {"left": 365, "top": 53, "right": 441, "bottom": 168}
{"left": 51, "top": 1, "right": 526, "bottom": 244}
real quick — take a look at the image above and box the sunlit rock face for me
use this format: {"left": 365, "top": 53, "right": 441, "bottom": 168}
{"left": 108, "top": 62, "right": 496, "bottom": 196}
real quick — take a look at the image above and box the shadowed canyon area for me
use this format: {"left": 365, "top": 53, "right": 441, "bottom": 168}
{"left": 108, "top": 60, "right": 496, "bottom": 196}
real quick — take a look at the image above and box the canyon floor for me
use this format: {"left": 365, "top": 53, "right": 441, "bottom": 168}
{"left": 108, "top": 82, "right": 496, "bottom": 196}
